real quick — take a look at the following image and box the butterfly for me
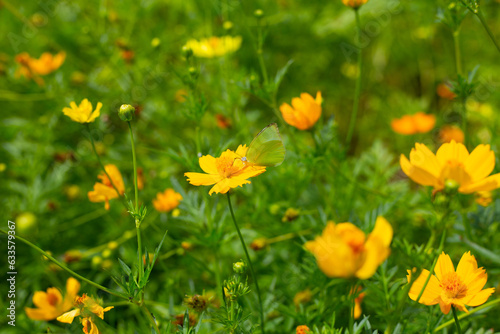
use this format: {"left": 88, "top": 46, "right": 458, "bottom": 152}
{"left": 241, "top": 123, "right": 286, "bottom": 167}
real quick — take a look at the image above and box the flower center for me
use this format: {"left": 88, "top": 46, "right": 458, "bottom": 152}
{"left": 439, "top": 272, "right": 468, "bottom": 299}
{"left": 47, "top": 292, "right": 60, "bottom": 306}
{"left": 215, "top": 155, "right": 240, "bottom": 178}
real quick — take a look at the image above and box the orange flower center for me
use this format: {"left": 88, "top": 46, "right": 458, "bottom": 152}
{"left": 47, "top": 292, "right": 60, "bottom": 306}
{"left": 440, "top": 272, "right": 468, "bottom": 299}
{"left": 215, "top": 155, "right": 241, "bottom": 178}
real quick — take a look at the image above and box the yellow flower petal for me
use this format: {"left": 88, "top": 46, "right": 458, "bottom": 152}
{"left": 434, "top": 252, "right": 455, "bottom": 282}
{"left": 57, "top": 308, "right": 80, "bottom": 324}
{"left": 408, "top": 270, "right": 441, "bottom": 305}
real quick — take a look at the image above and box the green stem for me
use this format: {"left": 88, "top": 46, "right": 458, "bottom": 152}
{"left": 141, "top": 303, "right": 161, "bottom": 334}
{"left": 433, "top": 298, "right": 500, "bottom": 332}
{"left": 128, "top": 122, "right": 139, "bottom": 212}
{"left": 346, "top": 8, "right": 363, "bottom": 148}
{"left": 476, "top": 9, "right": 500, "bottom": 54}
{"left": 226, "top": 192, "right": 265, "bottom": 334}
{"left": 451, "top": 305, "right": 462, "bottom": 334}
{"left": 0, "top": 229, "right": 128, "bottom": 300}
{"left": 453, "top": 30, "right": 463, "bottom": 76}
{"left": 416, "top": 230, "right": 447, "bottom": 303}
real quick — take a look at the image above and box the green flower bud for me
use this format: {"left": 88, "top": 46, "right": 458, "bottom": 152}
{"left": 444, "top": 179, "right": 459, "bottom": 193}
{"left": 119, "top": 104, "right": 135, "bottom": 122}
{"left": 233, "top": 261, "right": 247, "bottom": 274}
{"left": 254, "top": 9, "right": 264, "bottom": 18}
{"left": 188, "top": 66, "right": 198, "bottom": 79}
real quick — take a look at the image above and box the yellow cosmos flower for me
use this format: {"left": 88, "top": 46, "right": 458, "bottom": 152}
{"left": 62, "top": 99, "right": 103, "bottom": 124}
{"left": 391, "top": 112, "right": 436, "bottom": 135}
{"left": 57, "top": 294, "right": 114, "bottom": 334}
{"left": 153, "top": 188, "right": 183, "bottom": 212}
{"left": 88, "top": 164, "right": 125, "bottom": 210}
{"left": 280, "top": 92, "right": 322, "bottom": 130}
{"left": 25, "top": 277, "right": 80, "bottom": 321}
{"left": 305, "top": 217, "right": 393, "bottom": 279}
{"left": 15, "top": 51, "right": 66, "bottom": 85}
{"left": 400, "top": 140, "right": 500, "bottom": 194}
{"left": 342, "top": 0, "right": 369, "bottom": 8}
{"left": 185, "top": 145, "right": 266, "bottom": 195}
{"left": 183, "top": 35, "right": 242, "bottom": 58}
{"left": 409, "top": 251, "right": 495, "bottom": 314}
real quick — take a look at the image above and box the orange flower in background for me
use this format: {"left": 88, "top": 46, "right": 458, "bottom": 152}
{"left": 153, "top": 188, "right": 183, "bottom": 212}
{"left": 475, "top": 191, "right": 493, "bottom": 207}
{"left": 409, "top": 251, "right": 495, "bottom": 314}
{"left": 15, "top": 51, "right": 65, "bottom": 85}
{"left": 25, "top": 277, "right": 80, "bottom": 321}
{"left": 280, "top": 92, "right": 322, "bottom": 130}
{"left": 184, "top": 145, "right": 266, "bottom": 195}
{"left": 296, "top": 325, "right": 311, "bottom": 334}
{"left": 400, "top": 141, "right": 500, "bottom": 194}
{"left": 137, "top": 167, "right": 144, "bottom": 190}
{"left": 342, "top": 0, "right": 369, "bottom": 8}
{"left": 88, "top": 164, "right": 125, "bottom": 210}
{"left": 439, "top": 125, "right": 464, "bottom": 143}
{"left": 391, "top": 112, "right": 436, "bottom": 135}
{"left": 437, "top": 83, "right": 457, "bottom": 100}
{"left": 352, "top": 287, "right": 366, "bottom": 319}
{"left": 57, "top": 294, "right": 113, "bottom": 334}
{"left": 62, "top": 99, "right": 102, "bottom": 124}
{"left": 305, "top": 217, "right": 393, "bottom": 279}
{"left": 216, "top": 114, "right": 231, "bottom": 129}
{"left": 183, "top": 36, "right": 242, "bottom": 58}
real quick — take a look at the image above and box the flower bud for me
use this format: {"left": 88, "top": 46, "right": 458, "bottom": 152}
{"left": 118, "top": 104, "right": 135, "bottom": 121}
{"left": 254, "top": 9, "right": 264, "bottom": 18}
{"left": 233, "top": 261, "right": 247, "bottom": 274}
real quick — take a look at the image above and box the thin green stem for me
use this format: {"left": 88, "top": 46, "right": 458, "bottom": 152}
{"left": 128, "top": 122, "right": 139, "bottom": 212}
{"left": 451, "top": 306, "right": 462, "bottom": 334}
{"left": 346, "top": 8, "right": 363, "bottom": 148}
{"left": 226, "top": 192, "right": 265, "bottom": 334}
{"left": 476, "top": 9, "right": 500, "bottom": 54}
{"left": 433, "top": 298, "right": 500, "bottom": 332}
{"left": 0, "top": 230, "right": 128, "bottom": 300}
{"left": 453, "top": 30, "right": 463, "bottom": 76}
{"left": 416, "top": 230, "right": 447, "bottom": 303}
{"left": 141, "top": 303, "right": 161, "bottom": 334}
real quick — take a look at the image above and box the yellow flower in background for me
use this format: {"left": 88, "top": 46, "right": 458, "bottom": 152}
{"left": 391, "top": 112, "right": 436, "bottom": 135}
{"left": 183, "top": 36, "right": 242, "bottom": 58}
{"left": 475, "top": 191, "right": 493, "bottom": 207}
{"left": 62, "top": 99, "right": 102, "bottom": 124}
{"left": 25, "top": 277, "right": 80, "bottom": 321}
{"left": 400, "top": 141, "right": 500, "bottom": 194}
{"left": 280, "top": 92, "right": 322, "bottom": 130}
{"left": 88, "top": 164, "right": 125, "bottom": 210}
{"left": 305, "top": 217, "right": 393, "bottom": 279}
{"left": 293, "top": 289, "right": 312, "bottom": 308}
{"left": 409, "top": 251, "right": 495, "bottom": 314}
{"left": 57, "top": 294, "right": 113, "bottom": 334}
{"left": 439, "top": 125, "right": 464, "bottom": 144}
{"left": 342, "top": 0, "right": 369, "bottom": 8}
{"left": 153, "top": 188, "right": 183, "bottom": 212}
{"left": 15, "top": 51, "right": 66, "bottom": 85}
{"left": 184, "top": 145, "right": 266, "bottom": 195}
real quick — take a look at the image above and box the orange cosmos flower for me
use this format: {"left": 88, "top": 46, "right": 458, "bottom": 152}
{"left": 296, "top": 325, "right": 311, "bottom": 334}
{"left": 437, "top": 83, "right": 457, "bottom": 100}
{"left": 57, "top": 294, "right": 113, "bottom": 334}
{"left": 25, "top": 278, "right": 80, "bottom": 321}
{"left": 153, "top": 188, "right": 183, "bottom": 212}
{"left": 184, "top": 145, "right": 266, "bottom": 195}
{"left": 216, "top": 114, "right": 232, "bottom": 129}
{"left": 408, "top": 251, "right": 495, "bottom": 314}
{"left": 62, "top": 99, "right": 102, "bottom": 124}
{"left": 352, "top": 287, "right": 366, "bottom": 319}
{"left": 305, "top": 217, "right": 393, "bottom": 279}
{"left": 439, "top": 125, "right": 464, "bottom": 144}
{"left": 88, "top": 164, "right": 125, "bottom": 210}
{"left": 342, "top": 0, "right": 369, "bottom": 8}
{"left": 280, "top": 92, "right": 322, "bottom": 130}
{"left": 391, "top": 112, "right": 436, "bottom": 135}
{"left": 400, "top": 141, "right": 500, "bottom": 194}
{"left": 15, "top": 51, "right": 65, "bottom": 85}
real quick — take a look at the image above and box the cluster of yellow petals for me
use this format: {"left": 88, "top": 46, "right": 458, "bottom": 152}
{"left": 15, "top": 51, "right": 66, "bottom": 85}
{"left": 400, "top": 140, "right": 500, "bottom": 194}
{"left": 342, "top": 0, "right": 369, "bottom": 8}
{"left": 184, "top": 36, "right": 242, "bottom": 58}
{"left": 185, "top": 145, "right": 266, "bottom": 195}
{"left": 391, "top": 112, "right": 436, "bottom": 135}
{"left": 88, "top": 164, "right": 125, "bottom": 210}
{"left": 280, "top": 92, "right": 322, "bottom": 130}
{"left": 153, "top": 188, "right": 183, "bottom": 212}
{"left": 25, "top": 278, "right": 80, "bottom": 321}
{"left": 408, "top": 252, "right": 495, "bottom": 314}
{"left": 305, "top": 217, "right": 393, "bottom": 279}
{"left": 57, "top": 294, "right": 114, "bottom": 334}
{"left": 62, "top": 99, "right": 103, "bottom": 124}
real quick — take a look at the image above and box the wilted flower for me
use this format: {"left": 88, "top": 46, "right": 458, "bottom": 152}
{"left": 280, "top": 92, "right": 322, "bottom": 130}
{"left": 184, "top": 145, "right": 266, "bottom": 195}
{"left": 342, "top": 0, "right": 369, "bottom": 8}
{"left": 183, "top": 36, "right": 242, "bottom": 58}
{"left": 293, "top": 289, "right": 312, "bottom": 308}
{"left": 391, "top": 112, "right": 436, "bottom": 135}
{"left": 57, "top": 294, "right": 113, "bottom": 334}
{"left": 25, "top": 278, "right": 80, "bottom": 321}
{"left": 305, "top": 217, "right": 393, "bottom": 279}
{"left": 409, "top": 251, "right": 495, "bottom": 314}
{"left": 88, "top": 164, "right": 125, "bottom": 210}
{"left": 153, "top": 188, "right": 183, "bottom": 212}
{"left": 400, "top": 141, "right": 500, "bottom": 194}
{"left": 250, "top": 237, "right": 268, "bottom": 251}
{"left": 439, "top": 125, "right": 464, "bottom": 143}
{"left": 282, "top": 208, "right": 300, "bottom": 222}
{"left": 62, "top": 99, "right": 102, "bottom": 124}
{"left": 15, "top": 51, "right": 65, "bottom": 85}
